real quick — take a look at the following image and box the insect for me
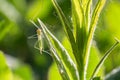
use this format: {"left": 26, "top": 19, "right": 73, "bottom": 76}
{"left": 35, "top": 28, "right": 44, "bottom": 54}
{"left": 29, "top": 20, "right": 50, "bottom": 55}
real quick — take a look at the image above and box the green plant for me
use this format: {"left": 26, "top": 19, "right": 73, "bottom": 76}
{"left": 0, "top": 51, "right": 13, "bottom": 80}
{"left": 0, "top": 51, "right": 34, "bottom": 80}
{"left": 31, "top": 0, "right": 120, "bottom": 80}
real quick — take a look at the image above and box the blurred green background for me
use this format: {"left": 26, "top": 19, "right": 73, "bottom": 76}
{"left": 0, "top": 0, "right": 120, "bottom": 80}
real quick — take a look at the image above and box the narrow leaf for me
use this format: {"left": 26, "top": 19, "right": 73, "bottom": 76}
{"left": 71, "top": 0, "right": 84, "bottom": 28}
{"left": 51, "top": 0, "right": 77, "bottom": 56}
{"left": 38, "top": 19, "right": 79, "bottom": 80}
{"left": 84, "top": 0, "right": 106, "bottom": 79}
{"left": 89, "top": 0, "right": 106, "bottom": 32}
{"left": 31, "top": 20, "right": 70, "bottom": 80}
{"left": 82, "top": 0, "right": 88, "bottom": 9}
{"left": 71, "top": 1, "right": 86, "bottom": 79}
{"left": 51, "top": 1, "right": 83, "bottom": 79}
{"left": 90, "top": 39, "right": 120, "bottom": 80}
{"left": 85, "top": 0, "right": 92, "bottom": 32}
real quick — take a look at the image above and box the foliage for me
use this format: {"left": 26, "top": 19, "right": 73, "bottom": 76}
{"left": 0, "top": 51, "right": 34, "bottom": 80}
{"left": 30, "top": 0, "right": 120, "bottom": 80}
{"left": 0, "top": 0, "right": 120, "bottom": 80}
{"left": 0, "top": 51, "right": 13, "bottom": 80}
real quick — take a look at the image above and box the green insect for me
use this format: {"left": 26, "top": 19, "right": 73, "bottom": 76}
{"left": 35, "top": 28, "right": 44, "bottom": 54}
{"left": 29, "top": 20, "right": 50, "bottom": 55}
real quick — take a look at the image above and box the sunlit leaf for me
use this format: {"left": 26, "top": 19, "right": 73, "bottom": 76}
{"left": 0, "top": 51, "right": 13, "bottom": 80}
{"left": 13, "top": 65, "right": 34, "bottom": 80}
{"left": 51, "top": 0, "right": 77, "bottom": 57}
{"left": 87, "top": 45, "right": 103, "bottom": 80}
{"left": 38, "top": 19, "right": 79, "bottom": 80}
{"left": 105, "top": 1, "right": 120, "bottom": 40}
{"left": 31, "top": 20, "right": 70, "bottom": 80}
{"left": 90, "top": 39, "right": 119, "bottom": 79}
{"left": 48, "top": 63, "right": 62, "bottom": 80}
{"left": 84, "top": 0, "right": 106, "bottom": 79}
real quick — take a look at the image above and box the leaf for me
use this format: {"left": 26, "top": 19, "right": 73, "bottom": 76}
{"left": 105, "top": 1, "right": 120, "bottom": 40}
{"left": 90, "top": 39, "right": 120, "bottom": 80}
{"left": 51, "top": 1, "right": 84, "bottom": 79}
{"left": 48, "top": 63, "right": 62, "bottom": 80}
{"left": 71, "top": 0, "right": 84, "bottom": 28}
{"left": 84, "top": 0, "right": 106, "bottom": 79}
{"left": 92, "top": 77, "right": 101, "bottom": 80}
{"left": 13, "top": 65, "right": 34, "bottom": 80}
{"left": 85, "top": 0, "right": 107, "bottom": 62}
{"left": 87, "top": 45, "right": 103, "bottom": 80}
{"left": 89, "top": 0, "right": 106, "bottom": 32}
{"left": 72, "top": 1, "right": 87, "bottom": 79}
{"left": 85, "top": 0, "right": 92, "bottom": 32}
{"left": 71, "top": 0, "right": 86, "bottom": 55}
{"left": 31, "top": 20, "right": 70, "bottom": 80}
{"left": 38, "top": 19, "right": 79, "bottom": 80}
{"left": 51, "top": 0, "right": 77, "bottom": 57}
{"left": 62, "top": 37, "right": 75, "bottom": 63}
{"left": 0, "top": 51, "right": 13, "bottom": 80}
{"left": 72, "top": 2, "right": 84, "bottom": 72}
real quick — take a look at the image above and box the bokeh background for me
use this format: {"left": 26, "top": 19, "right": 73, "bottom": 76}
{"left": 0, "top": 0, "right": 120, "bottom": 80}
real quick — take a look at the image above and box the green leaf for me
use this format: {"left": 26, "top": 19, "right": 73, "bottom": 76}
{"left": 84, "top": 0, "right": 106, "bottom": 79}
{"left": 90, "top": 39, "right": 120, "bottom": 80}
{"left": 87, "top": 45, "right": 103, "bottom": 80}
{"left": 72, "top": 2, "right": 84, "bottom": 74}
{"left": 71, "top": 0, "right": 84, "bottom": 28}
{"left": 48, "top": 63, "right": 62, "bottom": 80}
{"left": 37, "top": 19, "right": 79, "bottom": 80}
{"left": 62, "top": 37, "right": 75, "bottom": 63}
{"left": 52, "top": 0, "right": 87, "bottom": 79}
{"left": 105, "top": 1, "right": 120, "bottom": 40}
{"left": 71, "top": 0, "right": 86, "bottom": 54}
{"left": 89, "top": 0, "right": 106, "bottom": 32}
{"left": 51, "top": 0, "right": 77, "bottom": 57}
{"left": 13, "top": 65, "right": 34, "bottom": 80}
{"left": 92, "top": 77, "right": 101, "bottom": 80}
{"left": 0, "top": 51, "right": 13, "bottom": 80}
{"left": 85, "top": 0, "right": 92, "bottom": 32}
{"left": 31, "top": 20, "right": 70, "bottom": 80}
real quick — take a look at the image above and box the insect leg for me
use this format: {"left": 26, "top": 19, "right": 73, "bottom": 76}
{"left": 34, "top": 39, "right": 51, "bottom": 56}
{"left": 34, "top": 40, "right": 41, "bottom": 50}
{"left": 28, "top": 34, "right": 38, "bottom": 39}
